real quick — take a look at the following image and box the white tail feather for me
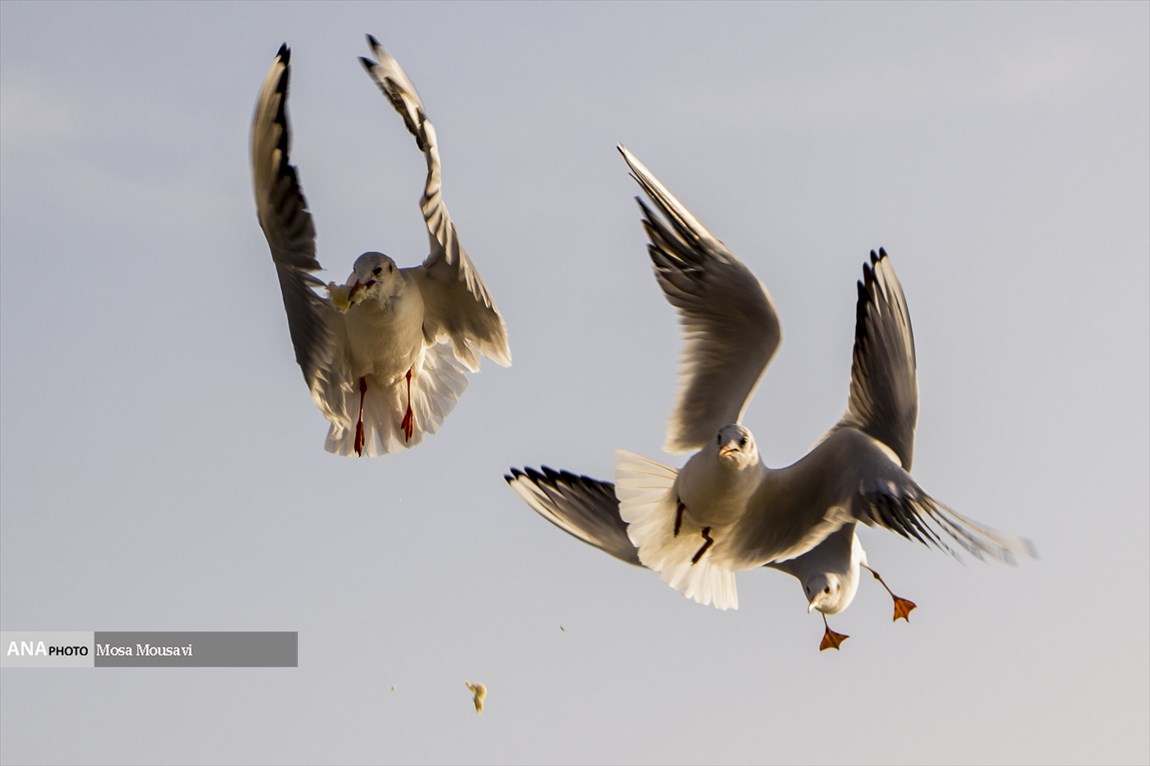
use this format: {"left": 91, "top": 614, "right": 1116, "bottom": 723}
{"left": 324, "top": 342, "right": 469, "bottom": 456}
{"left": 615, "top": 450, "right": 739, "bottom": 610}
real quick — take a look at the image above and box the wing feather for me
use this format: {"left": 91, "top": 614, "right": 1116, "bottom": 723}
{"left": 359, "top": 36, "right": 510, "bottom": 371}
{"left": 506, "top": 467, "right": 641, "bottom": 567}
{"left": 251, "top": 44, "right": 349, "bottom": 423}
{"left": 832, "top": 248, "right": 918, "bottom": 469}
{"left": 852, "top": 466, "right": 1037, "bottom": 564}
{"left": 619, "top": 146, "right": 781, "bottom": 453}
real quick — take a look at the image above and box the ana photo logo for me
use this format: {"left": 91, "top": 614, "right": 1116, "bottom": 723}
{"left": 5, "top": 639, "right": 89, "bottom": 658}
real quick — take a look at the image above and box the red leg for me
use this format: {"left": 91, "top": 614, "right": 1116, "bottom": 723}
{"left": 354, "top": 376, "right": 367, "bottom": 456}
{"left": 819, "top": 613, "right": 849, "bottom": 651}
{"left": 690, "top": 526, "right": 714, "bottom": 565}
{"left": 862, "top": 563, "right": 917, "bottom": 622}
{"left": 400, "top": 367, "right": 415, "bottom": 441}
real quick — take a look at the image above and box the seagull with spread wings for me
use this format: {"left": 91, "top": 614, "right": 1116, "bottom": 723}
{"left": 508, "top": 146, "right": 1032, "bottom": 650}
{"left": 250, "top": 37, "right": 510, "bottom": 456}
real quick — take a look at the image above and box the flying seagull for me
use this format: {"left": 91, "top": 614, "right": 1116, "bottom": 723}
{"left": 508, "top": 466, "right": 910, "bottom": 651}
{"left": 507, "top": 146, "right": 1033, "bottom": 650}
{"left": 250, "top": 36, "right": 510, "bottom": 456}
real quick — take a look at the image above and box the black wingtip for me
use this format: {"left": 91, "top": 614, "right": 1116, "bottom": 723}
{"left": 366, "top": 33, "right": 381, "bottom": 49}
{"left": 358, "top": 56, "right": 375, "bottom": 73}
{"left": 853, "top": 253, "right": 883, "bottom": 344}
{"left": 869, "top": 247, "right": 890, "bottom": 266}
{"left": 507, "top": 464, "right": 613, "bottom": 491}
{"left": 276, "top": 43, "right": 290, "bottom": 63}
{"left": 540, "top": 466, "right": 564, "bottom": 482}
{"left": 506, "top": 467, "right": 534, "bottom": 484}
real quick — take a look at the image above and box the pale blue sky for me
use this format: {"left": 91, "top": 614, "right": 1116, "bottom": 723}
{"left": 1, "top": 2, "right": 1147, "bottom": 764}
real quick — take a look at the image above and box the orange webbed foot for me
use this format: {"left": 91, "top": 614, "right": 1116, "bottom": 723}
{"left": 819, "top": 614, "right": 849, "bottom": 651}
{"left": 892, "top": 595, "right": 917, "bottom": 622}
{"left": 863, "top": 564, "right": 916, "bottom": 623}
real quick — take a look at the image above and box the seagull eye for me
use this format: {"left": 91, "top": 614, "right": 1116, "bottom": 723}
{"left": 717, "top": 434, "right": 722, "bottom": 445}
{"left": 388, "top": 263, "right": 395, "bottom": 273}
{"left": 824, "top": 586, "right": 831, "bottom": 594}
{"left": 373, "top": 266, "right": 383, "bottom": 276}
{"left": 739, "top": 436, "right": 747, "bottom": 447}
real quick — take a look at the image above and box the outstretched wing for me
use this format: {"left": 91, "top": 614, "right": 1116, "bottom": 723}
{"left": 619, "top": 146, "right": 781, "bottom": 454}
{"left": 506, "top": 467, "right": 641, "bottom": 567}
{"left": 506, "top": 465, "right": 810, "bottom": 576}
{"left": 832, "top": 248, "right": 918, "bottom": 469}
{"left": 359, "top": 35, "right": 510, "bottom": 372}
{"left": 736, "top": 425, "right": 1035, "bottom": 568}
{"left": 851, "top": 460, "right": 1038, "bottom": 564}
{"left": 251, "top": 44, "right": 348, "bottom": 425}
{"left": 821, "top": 250, "right": 1036, "bottom": 561}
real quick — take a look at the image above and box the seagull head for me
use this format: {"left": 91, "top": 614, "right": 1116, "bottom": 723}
{"left": 346, "top": 252, "right": 400, "bottom": 304}
{"left": 714, "top": 424, "right": 758, "bottom": 469}
{"left": 804, "top": 572, "right": 857, "bottom": 616}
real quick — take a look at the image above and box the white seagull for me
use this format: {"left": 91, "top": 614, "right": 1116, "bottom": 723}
{"left": 507, "top": 467, "right": 910, "bottom": 651}
{"left": 250, "top": 37, "right": 510, "bottom": 457}
{"left": 507, "top": 146, "right": 1033, "bottom": 650}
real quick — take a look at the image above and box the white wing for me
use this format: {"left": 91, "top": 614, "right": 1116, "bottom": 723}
{"left": 506, "top": 467, "right": 641, "bottom": 567}
{"left": 850, "top": 453, "right": 1038, "bottom": 564}
{"left": 735, "top": 429, "right": 1035, "bottom": 568}
{"left": 830, "top": 248, "right": 919, "bottom": 469}
{"left": 505, "top": 465, "right": 828, "bottom": 575}
{"left": 359, "top": 35, "right": 510, "bottom": 372}
{"left": 619, "top": 146, "right": 781, "bottom": 453}
{"left": 250, "top": 44, "right": 351, "bottom": 426}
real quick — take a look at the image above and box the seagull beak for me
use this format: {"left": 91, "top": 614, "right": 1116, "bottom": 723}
{"left": 348, "top": 279, "right": 375, "bottom": 301}
{"left": 719, "top": 444, "right": 739, "bottom": 458}
{"left": 808, "top": 600, "right": 818, "bottom": 613}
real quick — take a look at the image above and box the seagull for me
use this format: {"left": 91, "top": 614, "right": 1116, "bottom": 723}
{"left": 250, "top": 36, "right": 510, "bottom": 456}
{"left": 506, "top": 468, "right": 904, "bottom": 651}
{"left": 506, "top": 146, "right": 1033, "bottom": 650}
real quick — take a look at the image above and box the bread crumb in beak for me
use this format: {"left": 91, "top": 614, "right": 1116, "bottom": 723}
{"left": 327, "top": 282, "right": 354, "bottom": 313}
